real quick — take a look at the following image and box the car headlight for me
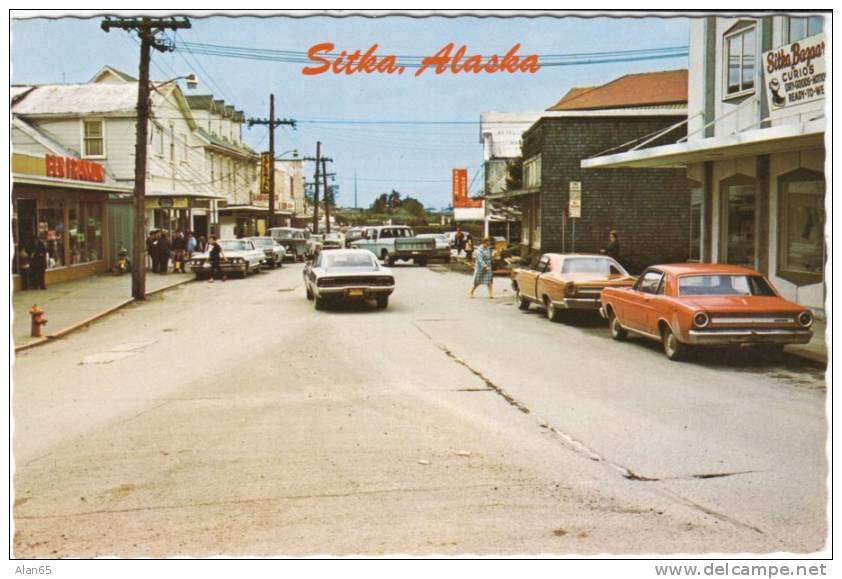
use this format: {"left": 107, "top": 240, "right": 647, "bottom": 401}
{"left": 693, "top": 312, "right": 710, "bottom": 328}
{"left": 565, "top": 283, "right": 576, "bottom": 297}
{"left": 798, "top": 311, "right": 813, "bottom": 328}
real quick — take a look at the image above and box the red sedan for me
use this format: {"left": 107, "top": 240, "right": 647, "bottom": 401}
{"left": 599, "top": 263, "right": 814, "bottom": 361}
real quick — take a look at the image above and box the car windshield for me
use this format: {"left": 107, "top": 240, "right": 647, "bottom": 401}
{"left": 325, "top": 233, "right": 341, "bottom": 240}
{"left": 219, "top": 240, "right": 250, "bottom": 252}
{"left": 561, "top": 257, "right": 625, "bottom": 275}
{"left": 325, "top": 253, "right": 377, "bottom": 268}
{"left": 272, "top": 229, "right": 299, "bottom": 240}
{"left": 678, "top": 275, "right": 776, "bottom": 296}
{"left": 250, "top": 239, "right": 273, "bottom": 247}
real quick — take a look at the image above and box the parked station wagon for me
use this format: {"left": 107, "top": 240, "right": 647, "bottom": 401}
{"left": 511, "top": 253, "right": 635, "bottom": 321}
{"left": 599, "top": 263, "right": 814, "bottom": 361}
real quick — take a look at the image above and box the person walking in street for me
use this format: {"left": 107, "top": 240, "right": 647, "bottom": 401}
{"left": 469, "top": 237, "right": 494, "bottom": 299}
{"left": 156, "top": 231, "right": 171, "bottom": 274}
{"left": 30, "top": 238, "right": 48, "bottom": 290}
{"left": 464, "top": 233, "right": 474, "bottom": 260}
{"left": 454, "top": 226, "right": 465, "bottom": 256}
{"left": 600, "top": 229, "right": 620, "bottom": 260}
{"left": 207, "top": 235, "right": 226, "bottom": 283}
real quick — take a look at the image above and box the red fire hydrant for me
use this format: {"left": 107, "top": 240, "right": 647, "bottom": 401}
{"left": 29, "top": 305, "right": 47, "bottom": 338}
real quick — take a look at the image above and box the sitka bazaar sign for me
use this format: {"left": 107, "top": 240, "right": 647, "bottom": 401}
{"left": 763, "top": 33, "right": 826, "bottom": 112}
{"left": 45, "top": 154, "right": 106, "bottom": 183}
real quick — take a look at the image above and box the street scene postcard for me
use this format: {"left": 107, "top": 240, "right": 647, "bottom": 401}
{"left": 8, "top": 8, "right": 832, "bottom": 571}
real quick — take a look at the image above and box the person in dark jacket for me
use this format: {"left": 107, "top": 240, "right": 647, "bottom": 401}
{"left": 207, "top": 235, "right": 226, "bottom": 283}
{"left": 601, "top": 230, "right": 620, "bottom": 260}
{"left": 147, "top": 231, "right": 159, "bottom": 272}
{"left": 156, "top": 231, "right": 171, "bottom": 274}
{"left": 30, "top": 239, "right": 48, "bottom": 290}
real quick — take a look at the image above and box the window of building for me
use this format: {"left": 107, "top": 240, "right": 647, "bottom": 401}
{"left": 169, "top": 125, "right": 175, "bottom": 163}
{"left": 523, "top": 155, "right": 542, "bottom": 189}
{"left": 181, "top": 133, "right": 189, "bottom": 164}
{"left": 38, "top": 199, "right": 66, "bottom": 268}
{"left": 209, "top": 153, "right": 216, "bottom": 184}
{"left": 778, "top": 168, "right": 825, "bottom": 286}
{"left": 154, "top": 126, "right": 164, "bottom": 156}
{"left": 788, "top": 16, "right": 824, "bottom": 42}
{"left": 68, "top": 202, "right": 103, "bottom": 264}
{"left": 721, "top": 174, "right": 756, "bottom": 268}
{"left": 82, "top": 119, "right": 105, "bottom": 157}
{"left": 724, "top": 24, "right": 756, "bottom": 97}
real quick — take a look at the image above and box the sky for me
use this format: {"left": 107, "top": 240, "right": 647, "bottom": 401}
{"left": 11, "top": 12, "right": 690, "bottom": 210}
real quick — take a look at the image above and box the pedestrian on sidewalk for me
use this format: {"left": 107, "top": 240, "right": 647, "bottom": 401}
{"left": 469, "top": 237, "right": 494, "bottom": 299}
{"left": 186, "top": 231, "right": 197, "bottom": 257}
{"left": 156, "top": 231, "right": 171, "bottom": 274}
{"left": 17, "top": 245, "right": 31, "bottom": 290}
{"left": 30, "top": 239, "right": 48, "bottom": 290}
{"left": 207, "top": 235, "right": 226, "bottom": 283}
{"left": 147, "top": 231, "right": 159, "bottom": 272}
{"left": 195, "top": 235, "right": 208, "bottom": 254}
{"left": 600, "top": 229, "right": 620, "bottom": 260}
{"left": 171, "top": 231, "right": 187, "bottom": 273}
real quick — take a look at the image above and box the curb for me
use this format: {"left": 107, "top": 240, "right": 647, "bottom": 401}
{"left": 13, "top": 276, "right": 193, "bottom": 353}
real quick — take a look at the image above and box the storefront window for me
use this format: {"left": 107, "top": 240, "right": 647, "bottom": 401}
{"left": 778, "top": 169, "right": 824, "bottom": 285}
{"left": 721, "top": 175, "right": 756, "bottom": 268}
{"left": 38, "top": 201, "right": 66, "bottom": 268}
{"left": 788, "top": 16, "right": 823, "bottom": 42}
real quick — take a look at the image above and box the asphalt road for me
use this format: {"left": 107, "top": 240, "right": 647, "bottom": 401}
{"left": 12, "top": 262, "right": 828, "bottom": 556}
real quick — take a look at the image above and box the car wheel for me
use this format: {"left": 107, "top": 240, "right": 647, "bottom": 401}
{"left": 608, "top": 310, "right": 627, "bottom": 341}
{"left": 375, "top": 295, "right": 389, "bottom": 309}
{"left": 415, "top": 258, "right": 427, "bottom": 267}
{"left": 242, "top": 265, "right": 249, "bottom": 278}
{"left": 545, "top": 298, "right": 562, "bottom": 322}
{"left": 314, "top": 296, "right": 326, "bottom": 310}
{"left": 515, "top": 287, "right": 530, "bottom": 311}
{"left": 662, "top": 326, "right": 687, "bottom": 361}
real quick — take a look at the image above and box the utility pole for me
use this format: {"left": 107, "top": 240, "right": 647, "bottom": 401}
{"left": 302, "top": 146, "right": 333, "bottom": 234}
{"left": 247, "top": 95, "right": 295, "bottom": 229}
{"left": 322, "top": 158, "right": 330, "bottom": 234}
{"left": 101, "top": 16, "right": 191, "bottom": 300}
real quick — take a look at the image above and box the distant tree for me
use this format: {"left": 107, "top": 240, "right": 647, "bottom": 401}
{"left": 506, "top": 156, "right": 523, "bottom": 190}
{"left": 370, "top": 193, "right": 388, "bottom": 214}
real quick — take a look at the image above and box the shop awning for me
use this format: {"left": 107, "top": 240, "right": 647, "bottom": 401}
{"left": 218, "top": 204, "right": 292, "bottom": 215}
{"left": 581, "top": 118, "right": 825, "bottom": 169}
{"left": 484, "top": 188, "right": 540, "bottom": 200}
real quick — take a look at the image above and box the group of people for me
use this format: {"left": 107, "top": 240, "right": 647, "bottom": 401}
{"left": 16, "top": 239, "right": 49, "bottom": 290}
{"left": 146, "top": 230, "right": 207, "bottom": 274}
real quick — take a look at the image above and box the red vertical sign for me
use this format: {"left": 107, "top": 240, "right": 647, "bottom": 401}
{"left": 452, "top": 168, "right": 481, "bottom": 208}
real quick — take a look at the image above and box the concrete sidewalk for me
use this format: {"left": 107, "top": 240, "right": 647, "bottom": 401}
{"left": 12, "top": 271, "right": 194, "bottom": 351}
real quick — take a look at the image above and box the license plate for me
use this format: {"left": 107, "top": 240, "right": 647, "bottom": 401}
{"left": 347, "top": 288, "right": 364, "bottom": 297}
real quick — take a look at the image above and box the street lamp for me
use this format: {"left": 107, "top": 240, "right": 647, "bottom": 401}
{"left": 275, "top": 149, "right": 299, "bottom": 161}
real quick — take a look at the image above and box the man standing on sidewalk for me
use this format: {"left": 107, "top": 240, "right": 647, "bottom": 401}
{"left": 156, "top": 231, "right": 171, "bottom": 274}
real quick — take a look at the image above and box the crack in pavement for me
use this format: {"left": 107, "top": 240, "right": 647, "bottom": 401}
{"left": 15, "top": 481, "right": 542, "bottom": 520}
{"left": 413, "top": 323, "right": 769, "bottom": 536}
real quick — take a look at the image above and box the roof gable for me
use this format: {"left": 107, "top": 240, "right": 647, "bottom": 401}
{"left": 548, "top": 70, "right": 688, "bottom": 111}
{"left": 90, "top": 65, "right": 137, "bottom": 84}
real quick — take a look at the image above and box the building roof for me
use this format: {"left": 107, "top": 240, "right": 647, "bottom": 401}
{"left": 547, "top": 70, "right": 688, "bottom": 111}
{"left": 185, "top": 94, "right": 216, "bottom": 110}
{"left": 12, "top": 83, "right": 142, "bottom": 115}
{"left": 90, "top": 65, "right": 138, "bottom": 83}
{"left": 194, "top": 127, "right": 257, "bottom": 158}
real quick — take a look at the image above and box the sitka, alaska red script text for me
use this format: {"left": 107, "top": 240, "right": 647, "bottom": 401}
{"left": 302, "top": 43, "right": 541, "bottom": 76}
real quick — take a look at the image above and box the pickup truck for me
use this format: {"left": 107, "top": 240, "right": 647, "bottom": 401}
{"left": 511, "top": 253, "right": 635, "bottom": 322}
{"left": 350, "top": 225, "right": 437, "bottom": 266}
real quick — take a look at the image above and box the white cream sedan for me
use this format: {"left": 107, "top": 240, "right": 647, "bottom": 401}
{"left": 189, "top": 239, "right": 265, "bottom": 279}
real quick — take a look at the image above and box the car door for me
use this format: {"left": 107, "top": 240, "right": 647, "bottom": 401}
{"left": 622, "top": 269, "right": 664, "bottom": 333}
{"left": 527, "top": 255, "right": 550, "bottom": 300}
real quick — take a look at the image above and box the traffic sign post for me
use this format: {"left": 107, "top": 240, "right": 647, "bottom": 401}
{"left": 569, "top": 181, "right": 582, "bottom": 251}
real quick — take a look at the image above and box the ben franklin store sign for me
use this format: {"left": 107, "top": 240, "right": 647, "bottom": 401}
{"left": 763, "top": 33, "right": 826, "bottom": 113}
{"left": 44, "top": 154, "right": 106, "bottom": 183}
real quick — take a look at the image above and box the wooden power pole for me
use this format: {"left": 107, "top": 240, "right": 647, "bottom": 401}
{"left": 101, "top": 16, "right": 191, "bottom": 300}
{"left": 247, "top": 95, "right": 295, "bottom": 229}
{"left": 302, "top": 146, "right": 332, "bottom": 235}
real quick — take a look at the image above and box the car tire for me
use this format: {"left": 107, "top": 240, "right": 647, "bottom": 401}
{"left": 609, "top": 311, "right": 628, "bottom": 341}
{"left": 415, "top": 258, "right": 427, "bottom": 267}
{"left": 515, "top": 287, "right": 530, "bottom": 311}
{"left": 662, "top": 325, "right": 687, "bottom": 361}
{"left": 545, "top": 298, "right": 562, "bottom": 322}
{"left": 314, "top": 296, "right": 326, "bottom": 310}
{"left": 376, "top": 295, "right": 389, "bottom": 309}
{"left": 242, "top": 265, "right": 249, "bottom": 278}
{"left": 387, "top": 257, "right": 397, "bottom": 267}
